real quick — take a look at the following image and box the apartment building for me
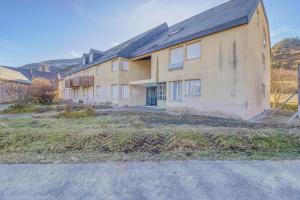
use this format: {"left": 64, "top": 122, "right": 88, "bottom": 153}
{"left": 60, "top": 0, "right": 271, "bottom": 119}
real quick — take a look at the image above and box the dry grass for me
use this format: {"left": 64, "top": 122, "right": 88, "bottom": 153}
{"left": 0, "top": 112, "right": 299, "bottom": 164}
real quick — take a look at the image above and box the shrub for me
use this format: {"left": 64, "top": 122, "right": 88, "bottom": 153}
{"left": 30, "top": 78, "right": 56, "bottom": 104}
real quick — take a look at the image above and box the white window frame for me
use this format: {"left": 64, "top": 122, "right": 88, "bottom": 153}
{"left": 111, "top": 85, "right": 118, "bottom": 100}
{"left": 169, "top": 47, "right": 184, "bottom": 69}
{"left": 157, "top": 82, "right": 167, "bottom": 101}
{"left": 121, "top": 84, "right": 129, "bottom": 100}
{"left": 121, "top": 60, "right": 129, "bottom": 71}
{"left": 187, "top": 42, "right": 201, "bottom": 60}
{"left": 169, "top": 81, "right": 182, "bottom": 101}
{"left": 112, "top": 60, "right": 119, "bottom": 72}
{"left": 185, "top": 80, "right": 201, "bottom": 96}
{"left": 96, "top": 86, "right": 101, "bottom": 96}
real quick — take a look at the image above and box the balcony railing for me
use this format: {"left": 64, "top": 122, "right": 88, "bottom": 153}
{"left": 65, "top": 76, "right": 94, "bottom": 88}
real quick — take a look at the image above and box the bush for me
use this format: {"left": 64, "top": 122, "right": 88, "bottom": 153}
{"left": 30, "top": 78, "right": 56, "bottom": 104}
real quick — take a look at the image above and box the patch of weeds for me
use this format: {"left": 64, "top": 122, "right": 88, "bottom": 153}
{"left": 1, "top": 104, "right": 37, "bottom": 114}
{"left": 56, "top": 107, "right": 95, "bottom": 119}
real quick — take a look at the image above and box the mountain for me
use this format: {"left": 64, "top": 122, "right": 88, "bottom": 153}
{"left": 272, "top": 38, "right": 300, "bottom": 70}
{"left": 20, "top": 58, "right": 81, "bottom": 73}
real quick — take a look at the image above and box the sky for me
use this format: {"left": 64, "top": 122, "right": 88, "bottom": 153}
{"left": 0, "top": 0, "right": 299, "bottom": 67}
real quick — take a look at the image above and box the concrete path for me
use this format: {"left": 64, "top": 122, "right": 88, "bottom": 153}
{"left": 0, "top": 160, "right": 299, "bottom": 200}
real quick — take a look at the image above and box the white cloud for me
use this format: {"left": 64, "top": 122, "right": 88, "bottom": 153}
{"left": 68, "top": 51, "right": 82, "bottom": 58}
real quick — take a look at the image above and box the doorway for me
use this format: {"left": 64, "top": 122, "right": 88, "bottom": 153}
{"left": 146, "top": 87, "right": 157, "bottom": 106}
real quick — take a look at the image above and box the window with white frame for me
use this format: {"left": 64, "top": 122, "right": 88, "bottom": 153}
{"left": 187, "top": 42, "right": 201, "bottom": 60}
{"left": 96, "top": 86, "right": 101, "bottom": 95}
{"left": 170, "top": 47, "right": 184, "bottom": 69}
{"left": 157, "top": 82, "right": 166, "bottom": 100}
{"left": 121, "top": 60, "right": 129, "bottom": 71}
{"left": 121, "top": 85, "right": 129, "bottom": 100}
{"left": 186, "top": 80, "right": 201, "bottom": 96}
{"left": 111, "top": 85, "right": 118, "bottom": 100}
{"left": 97, "top": 66, "right": 102, "bottom": 75}
{"left": 169, "top": 81, "right": 182, "bottom": 101}
{"left": 112, "top": 60, "right": 119, "bottom": 71}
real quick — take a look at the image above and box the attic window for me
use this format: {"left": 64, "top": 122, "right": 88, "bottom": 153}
{"left": 169, "top": 28, "right": 184, "bottom": 36}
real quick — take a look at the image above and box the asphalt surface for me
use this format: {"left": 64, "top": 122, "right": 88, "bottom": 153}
{"left": 0, "top": 160, "right": 299, "bottom": 200}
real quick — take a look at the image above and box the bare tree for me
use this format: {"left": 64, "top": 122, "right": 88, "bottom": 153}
{"left": 30, "top": 78, "right": 56, "bottom": 104}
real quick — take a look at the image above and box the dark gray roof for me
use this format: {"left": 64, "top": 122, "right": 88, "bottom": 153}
{"left": 64, "top": 0, "right": 264, "bottom": 77}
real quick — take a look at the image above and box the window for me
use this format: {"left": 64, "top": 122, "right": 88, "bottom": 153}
{"left": 263, "top": 27, "right": 267, "bottom": 48}
{"left": 97, "top": 66, "right": 102, "bottom": 75}
{"left": 96, "top": 86, "right": 101, "bottom": 95}
{"left": 187, "top": 42, "right": 201, "bottom": 60}
{"left": 262, "top": 84, "right": 266, "bottom": 98}
{"left": 121, "top": 60, "right": 129, "bottom": 71}
{"left": 262, "top": 54, "right": 266, "bottom": 70}
{"left": 170, "top": 47, "right": 184, "bottom": 69}
{"left": 111, "top": 85, "right": 118, "bottom": 100}
{"left": 112, "top": 60, "right": 119, "bottom": 71}
{"left": 186, "top": 80, "right": 201, "bottom": 96}
{"left": 83, "top": 88, "right": 88, "bottom": 96}
{"left": 121, "top": 85, "right": 129, "bottom": 100}
{"left": 157, "top": 82, "right": 166, "bottom": 100}
{"left": 89, "top": 54, "right": 93, "bottom": 63}
{"left": 169, "top": 81, "right": 182, "bottom": 101}
{"left": 74, "top": 89, "right": 79, "bottom": 98}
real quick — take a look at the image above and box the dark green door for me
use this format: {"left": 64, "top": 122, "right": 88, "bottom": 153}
{"left": 146, "top": 87, "right": 157, "bottom": 106}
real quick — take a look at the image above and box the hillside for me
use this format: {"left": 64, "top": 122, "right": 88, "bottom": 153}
{"left": 272, "top": 38, "right": 300, "bottom": 70}
{"left": 20, "top": 58, "right": 81, "bottom": 73}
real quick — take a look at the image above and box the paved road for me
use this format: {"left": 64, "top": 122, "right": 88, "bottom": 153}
{"left": 0, "top": 160, "right": 299, "bottom": 200}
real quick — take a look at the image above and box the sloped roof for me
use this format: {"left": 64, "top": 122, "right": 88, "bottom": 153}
{"left": 130, "top": 0, "right": 263, "bottom": 58}
{"left": 0, "top": 66, "right": 58, "bottom": 82}
{"left": 64, "top": 0, "right": 264, "bottom": 76}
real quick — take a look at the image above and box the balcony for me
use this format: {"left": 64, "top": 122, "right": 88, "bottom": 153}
{"left": 65, "top": 76, "right": 94, "bottom": 88}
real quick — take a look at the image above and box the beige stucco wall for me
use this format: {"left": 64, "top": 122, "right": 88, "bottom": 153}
{"left": 60, "top": 2, "right": 270, "bottom": 119}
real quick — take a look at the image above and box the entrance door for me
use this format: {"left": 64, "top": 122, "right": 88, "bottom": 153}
{"left": 146, "top": 87, "right": 157, "bottom": 106}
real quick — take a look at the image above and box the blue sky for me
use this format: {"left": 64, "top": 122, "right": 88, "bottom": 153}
{"left": 0, "top": 0, "right": 299, "bottom": 67}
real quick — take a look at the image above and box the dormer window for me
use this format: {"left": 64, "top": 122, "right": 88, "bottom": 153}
{"left": 82, "top": 56, "right": 86, "bottom": 65}
{"left": 89, "top": 54, "right": 93, "bottom": 63}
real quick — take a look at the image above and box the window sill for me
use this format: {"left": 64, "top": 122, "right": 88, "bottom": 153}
{"left": 168, "top": 63, "right": 183, "bottom": 71}
{"left": 186, "top": 57, "right": 201, "bottom": 61}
